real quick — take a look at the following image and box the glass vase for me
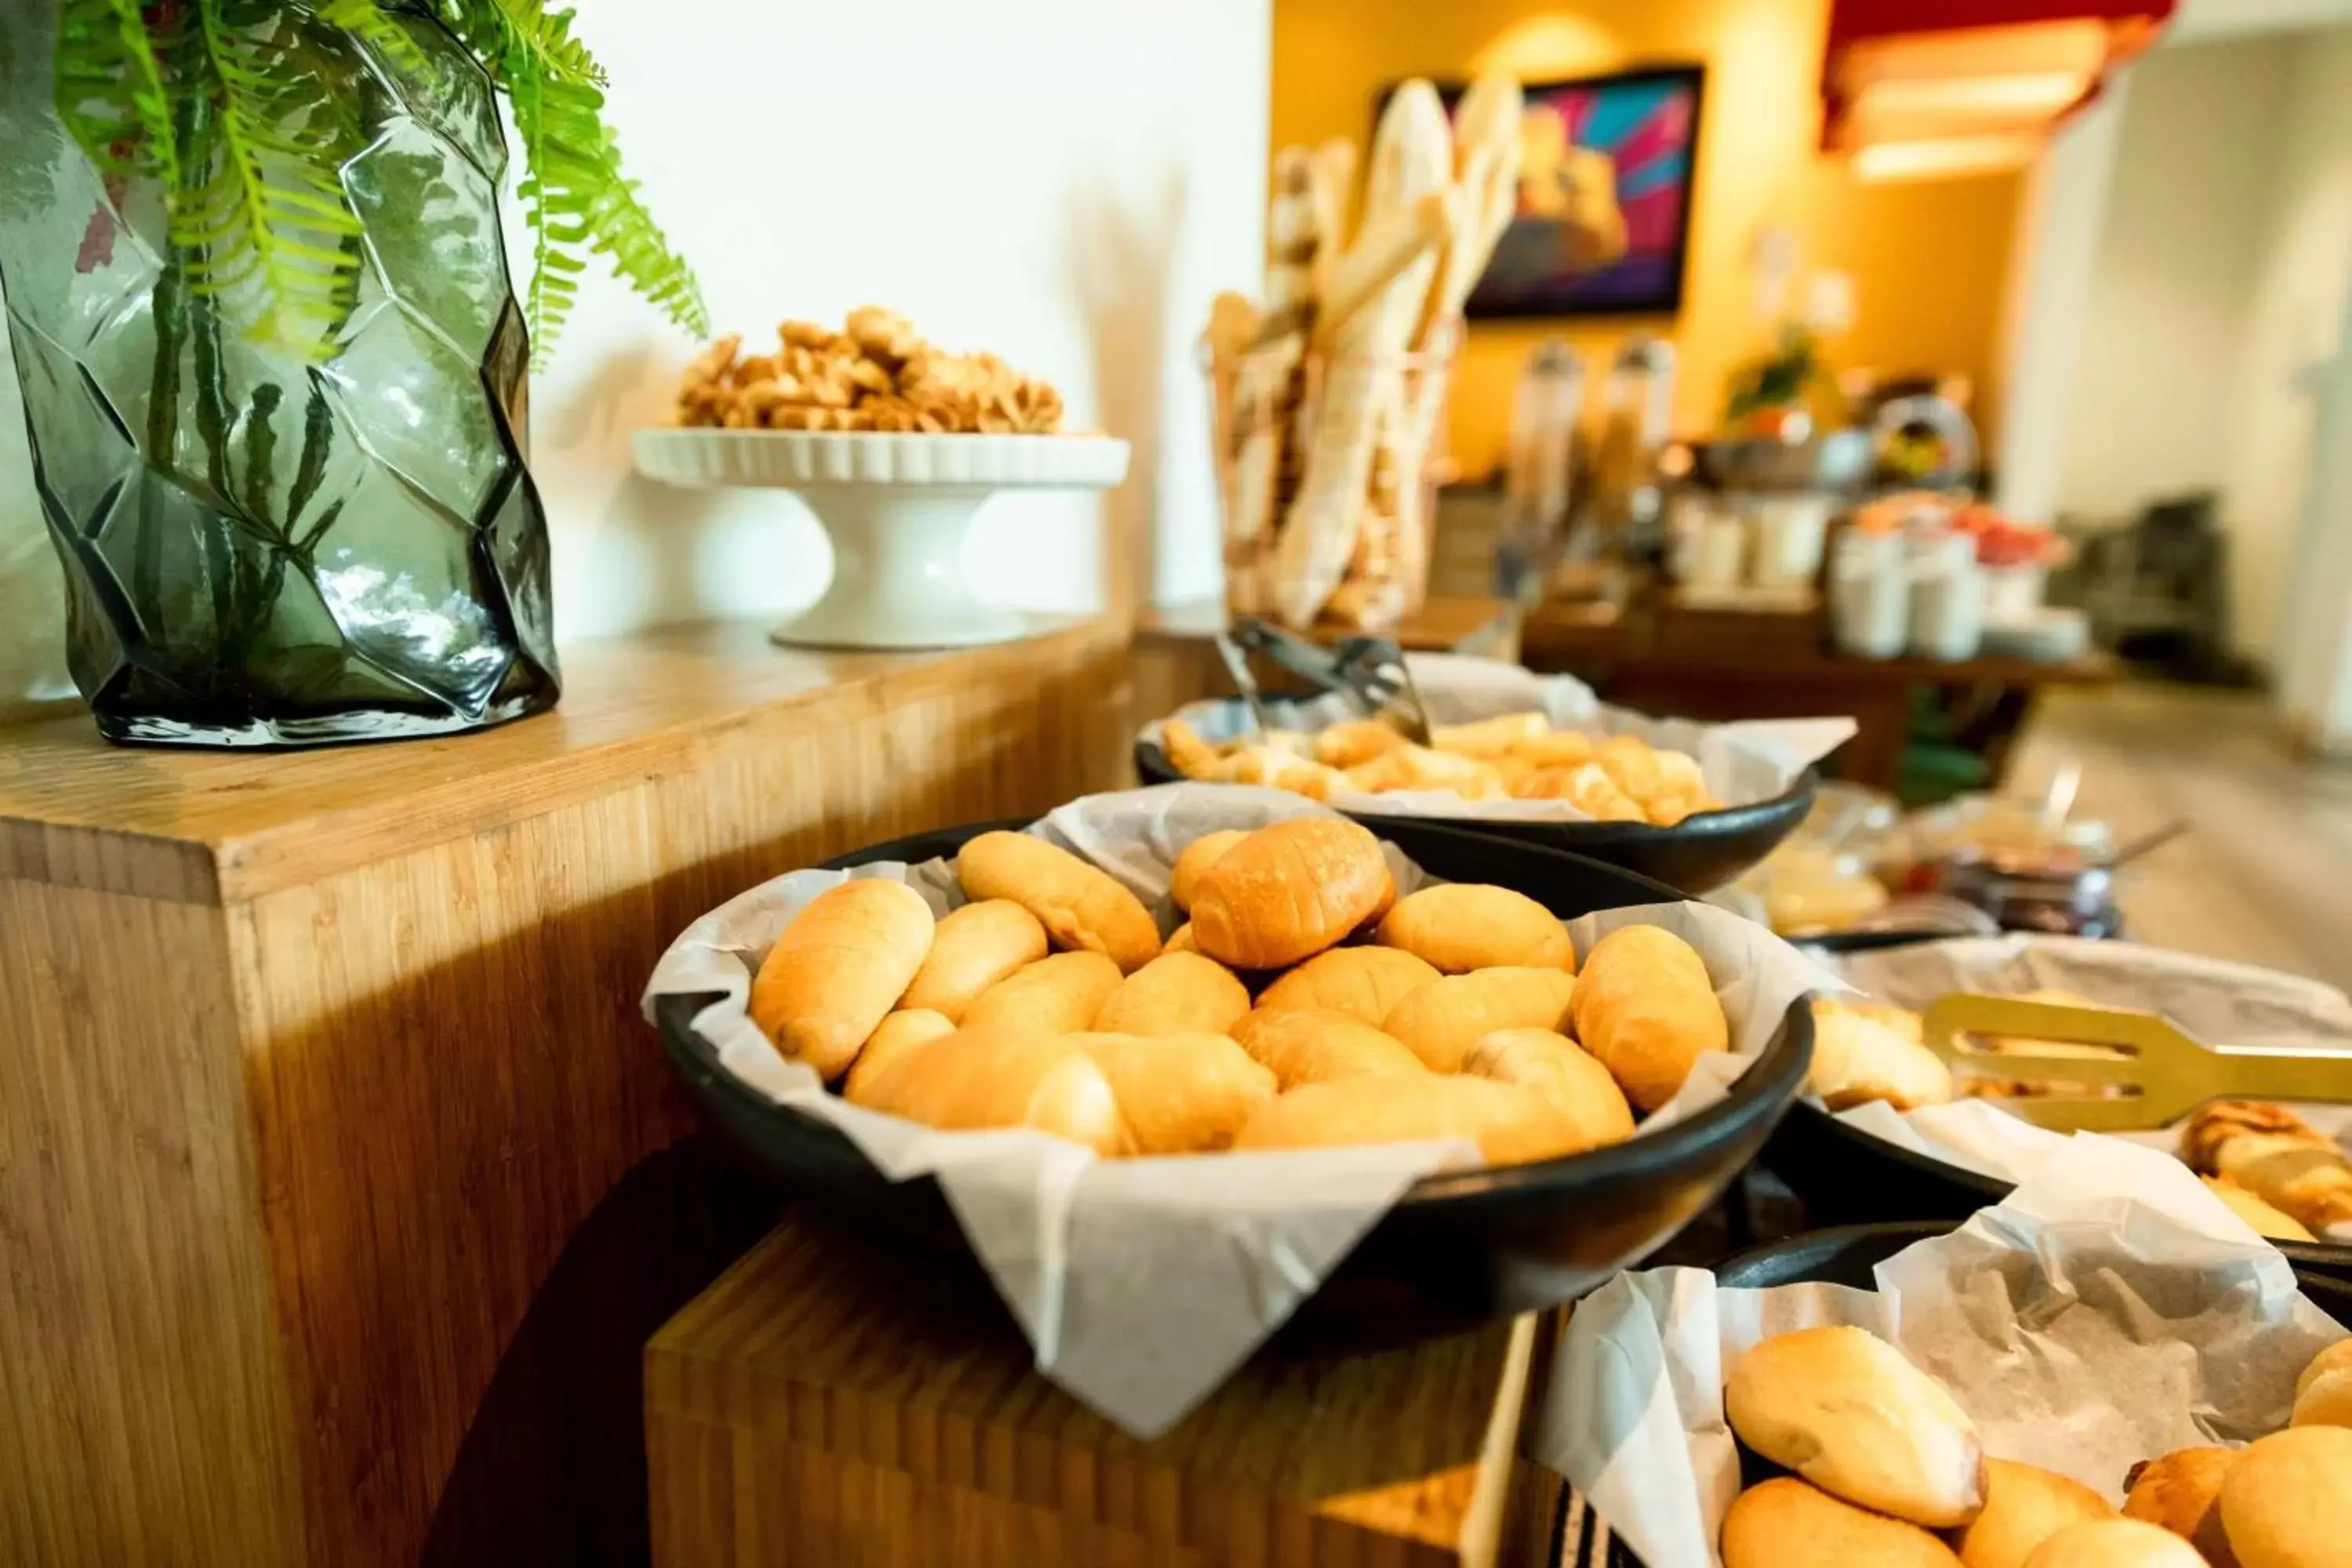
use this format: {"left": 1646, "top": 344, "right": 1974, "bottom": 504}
{"left": 0, "top": 3, "right": 558, "bottom": 746}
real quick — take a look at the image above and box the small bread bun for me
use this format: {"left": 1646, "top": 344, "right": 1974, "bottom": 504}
{"left": 2218, "top": 1425, "right": 2352, "bottom": 1568}
{"left": 1571, "top": 924, "right": 1728, "bottom": 1112}
{"left": 2205, "top": 1176, "right": 2315, "bottom": 1243}
{"left": 1313, "top": 717, "right": 1408, "bottom": 769}
{"left": 1232, "top": 1007, "right": 1428, "bottom": 1089}
{"left": 901, "top": 898, "right": 1049, "bottom": 1022}
{"left": 1725, "top": 1326, "right": 1986, "bottom": 1528}
{"left": 1065, "top": 1032, "right": 1275, "bottom": 1153}
{"left": 1254, "top": 946, "right": 1440, "bottom": 1026}
{"left": 1811, "top": 999, "right": 1953, "bottom": 1112}
{"left": 2121, "top": 1446, "right": 2238, "bottom": 1567}
{"left": 960, "top": 951, "right": 1123, "bottom": 1035}
{"left": 1373, "top": 884, "right": 1573, "bottom": 973}
{"left": 1460, "top": 1029, "right": 1635, "bottom": 1154}
{"left": 1188, "top": 818, "right": 1395, "bottom": 970}
{"left": 1165, "top": 923, "right": 1199, "bottom": 953}
{"left": 1383, "top": 967, "right": 1577, "bottom": 1073}
{"left": 1232, "top": 1074, "right": 1584, "bottom": 1167}
{"left": 1169, "top": 829, "right": 1250, "bottom": 913}
{"left": 751, "top": 878, "right": 937, "bottom": 1080}
{"left": 1719, "top": 1478, "right": 1962, "bottom": 1568}
{"left": 2292, "top": 1339, "right": 2352, "bottom": 1428}
{"left": 1092, "top": 951, "right": 1250, "bottom": 1036}
{"left": 957, "top": 830, "right": 1161, "bottom": 972}
{"left": 857, "top": 1028, "right": 1131, "bottom": 1156}
{"left": 843, "top": 1009, "right": 956, "bottom": 1105}
{"left": 1957, "top": 1459, "right": 2115, "bottom": 1568}
{"left": 2020, "top": 1519, "right": 2211, "bottom": 1568}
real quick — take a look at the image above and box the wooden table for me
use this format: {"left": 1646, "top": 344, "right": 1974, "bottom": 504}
{"left": 646, "top": 1214, "right": 1562, "bottom": 1567}
{"left": 0, "top": 618, "right": 1128, "bottom": 1568}
{"left": 1521, "top": 601, "right": 2119, "bottom": 792}
{"left": 1130, "top": 596, "right": 1522, "bottom": 723}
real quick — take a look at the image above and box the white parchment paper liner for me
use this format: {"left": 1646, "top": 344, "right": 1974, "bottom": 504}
{"left": 1534, "top": 1138, "right": 2352, "bottom": 1568}
{"left": 643, "top": 782, "right": 1838, "bottom": 1436}
{"left": 1815, "top": 935, "right": 2352, "bottom": 1222}
{"left": 1142, "top": 653, "right": 1857, "bottom": 823}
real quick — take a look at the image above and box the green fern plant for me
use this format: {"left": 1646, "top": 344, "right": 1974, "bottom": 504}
{"left": 49, "top": 0, "right": 706, "bottom": 366}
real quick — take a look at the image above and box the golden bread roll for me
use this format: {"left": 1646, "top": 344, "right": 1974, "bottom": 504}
{"left": 1232, "top": 1073, "right": 1585, "bottom": 1167}
{"left": 1460, "top": 1029, "right": 1635, "bottom": 1153}
{"left": 899, "top": 898, "right": 1049, "bottom": 1022}
{"left": 956, "top": 830, "right": 1161, "bottom": 973}
{"left": 1160, "top": 717, "right": 1222, "bottom": 779}
{"left": 1347, "top": 743, "right": 1494, "bottom": 795}
{"left": 1169, "top": 829, "right": 1250, "bottom": 913}
{"left": 2121, "top": 1447, "right": 2237, "bottom": 1566}
{"left": 750, "top": 879, "right": 936, "bottom": 1080}
{"left": 1572, "top": 924, "right": 1728, "bottom": 1112}
{"left": 843, "top": 1009, "right": 956, "bottom": 1105}
{"left": 1232, "top": 1007, "right": 1429, "bottom": 1088}
{"left": 1208, "top": 746, "right": 1348, "bottom": 800}
{"left": 2218, "top": 1426, "right": 2352, "bottom": 1568}
{"left": 1811, "top": 999, "right": 1955, "bottom": 1112}
{"left": 1958, "top": 1459, "right": 2116, "bottom": 1568}
{"left": 1594, "top": 733, "right": 1664, "bottom": 801}
{"left": 2296, "top": 1339, "right": 2352, "bottom": 1404}
{"left": 1372, "top": 883, "right": 1573, "bottom": 973}
{"left": 858, "top": 1028, "right": 1132, "bottom": 1156}
{"left": 1544, "top": 762, "right": 1646, "bottom": 821}
{"left": 2206, "top": 1177, "right": 2316, "bottom": 1243}
{"left": 1188, "top": 817, "right": 1395, "bottom": 970}
{"left": 1429, "top": 711, "right": 1548, "bottom": 757}
{"left": 1383, "top": 967, "right": 1577, "bottom": 1073}
{"left": 960, "top": 951, "right": 1123, "bottom": 1035}
{"left": 1066, "top": 1032, "right": 1276, "bottom": 1153}
{"left": 1164, "top": 922, "right": 1199, "bottom": 953}
{"left": 2182, "top": 1099, "right": 2352, "bottom": 1236}
{"left": 1508, "top": 728, "right": 1594, "bottom": 769}
{"left": 1725, "top": 1326, "right": 1986, "bottom": 1527}
{"left": 1719, "top": 1477, "right": 1962, "bottom": 1568}
{"left": 2021, "top": 1520, "right": 2212, "bottom": 1568}
{"left": 2294, "top": 1348, "right": 2352, "bottom": 1430}
{"left": 1313, "top": 718, "right": 1408, "bottom": 770}
{"left": 1255, "top": 946, "right": 1441, "bottom": 1026}
{"left": 1092, "top": 951, "right": 1251, "bottom": 1037}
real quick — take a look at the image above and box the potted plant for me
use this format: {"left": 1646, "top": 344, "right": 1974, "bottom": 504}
{"left": 0, "top": 1, "right": 705, "bottom": 745}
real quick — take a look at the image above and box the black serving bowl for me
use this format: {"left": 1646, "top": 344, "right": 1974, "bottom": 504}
{"left": 1134, "top": 725, "right": 1816, "bottom": 897}
{"left": 652, "top": 813, "right": 1815, "bottom": 1348}
{"left": 1762, "top": 935, "right": 2352, "bottom": 1280}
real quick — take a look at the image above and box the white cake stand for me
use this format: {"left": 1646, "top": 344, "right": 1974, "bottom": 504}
{"left": 633, "top": 429, "right": 1131, "bottom": 649}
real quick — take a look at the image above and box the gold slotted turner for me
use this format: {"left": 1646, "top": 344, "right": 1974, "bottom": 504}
{"left": 1923, "top": 994, "right": 2352, "bottom": 1133}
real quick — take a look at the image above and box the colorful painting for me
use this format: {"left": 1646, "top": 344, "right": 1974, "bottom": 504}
{"left": 1433, "top": 67, "right": 1705, "bottom": 319}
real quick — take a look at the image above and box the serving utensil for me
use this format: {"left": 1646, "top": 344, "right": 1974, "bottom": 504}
{"left": 1924, "top": 993, "right": 2352, "bottom": 1132}
{"left": 1226, "top": 619, "right": 1434, "bottom": 743}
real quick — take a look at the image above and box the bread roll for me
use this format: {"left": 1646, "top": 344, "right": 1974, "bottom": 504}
{"left": 2205, "top": 1176, "right": 2317, "bottom": 1242}
{"left": 1067, "top": 1032, "right": 1276, "bottom": 1153}
{"left": 960, "top": 952, "right": 1123, "bottom": 1035}
{"left": 2121, "top": 1446, "right": 2237, "bottom": 1566}
{"left": 1188, "top": 818, "right": 1395, "bottom": 970}
{"left": 1232, "top": 1073, "right": 1585, "bottom": 1167}
{"left": 1725, "top": 1326, "right": 1986, "bottom": 1527}
{"left": 1382, "top": 967, "right": 1577, "bottom": 1073}
{"left": 1169, "top": 829, "right": 1249, "bottom": 913}
{"left": 1811, "top": 999, "right": 1954, "bottom": 1111}
{"left": 2293, "top": 1338, "right": 2352, "bottom": 1428}
{"left": 1093, "top": 951, "right": 1251, "bottom": 1036}
{"left": 1958, "top": 1460, "right": 2116, "bottom": 1568}
{"left": 1719, "top": 1478, "right": 1962, "bottom": 1568}
{"left": 1232, "top": 1007, "right": 1428, "bottom": 1088}
{"left": 750, "top": 879, "right": 936, "bottom": 1080}
{"left": 858, "top": 1028, "right": 1131, "bottom": 1156}
{"left": 1373, "top": 884, "right": 1573, "bottom": 973}
{"left": 843, "top": 1009, "right": 956, "bottom": 1105}
{"left": 1429, "top": 711, "right": 1548, "bottom": 758}
{"left": 1571, "top": 924, "right": 1728, "bottom": 1112}
{"left": 1255, "top": 946, "right": 1440, "bottom": 1025}
{"left": 2218, "top": 1426, "right": 2352, "bottom": 1568}
{"left": 1461, "top": 1029, "right": 1635, "bottom": 1153}
{"left": 2020, "top": 1520, "right": 2211, "bottom": 1568}
{"left": 1313, "top": 717, "right": 1408, "bottom": 769}
{"left": 899, "top": 899, "right": 1049, "bottom": 1022}
{"left": 1165, "top": 922, "right": 1199, "bottom": 953}
{"left": 957, "top": 830, "right": 1161, "bottom": 973}
{"left": 1593, "top": 733, "right": 1664, "bottom": 801}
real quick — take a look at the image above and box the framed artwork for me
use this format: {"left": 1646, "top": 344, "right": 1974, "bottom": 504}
{"left": 1408, "top": 65, "right": 1706, "bottom": 319}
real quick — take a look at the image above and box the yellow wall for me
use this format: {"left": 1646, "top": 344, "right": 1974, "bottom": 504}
{"left": 1272, "top": 0, "right": 2024, "bottom": 478}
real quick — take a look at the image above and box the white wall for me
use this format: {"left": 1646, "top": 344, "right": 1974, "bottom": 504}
{"left": 0, "top": 0, "right": 1270, "bottom": 703}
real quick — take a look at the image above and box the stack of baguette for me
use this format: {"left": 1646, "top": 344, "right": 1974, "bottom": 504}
{"left": 1209, "top": 73, "right": 1524, "bottom": 633}
{"left": 746, "top": 817, "right": 1729, "bottom": 1164}
{"left": 1717, "top": 1323, "right": 2352, "bottom": 1567}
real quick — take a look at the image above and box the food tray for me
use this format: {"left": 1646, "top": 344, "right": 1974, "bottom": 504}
{"left": 652, "top": 814, "right": 1814, "bottom": 1348}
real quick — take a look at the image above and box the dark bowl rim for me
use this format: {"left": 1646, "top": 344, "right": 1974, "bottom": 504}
{"left": 1714, "top": 1216, "right": 2352, "bottom": 1294}
{"left": 654, "top": 813, "right": 1816, "bottom": 1211}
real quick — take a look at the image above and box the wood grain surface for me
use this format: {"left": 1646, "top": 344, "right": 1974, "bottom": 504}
{"left": 0, "top": 617, "right": 1131, "bottom": 1568}
{"left": 645, "top": 1216, "right": 1560, "bottom": 1568}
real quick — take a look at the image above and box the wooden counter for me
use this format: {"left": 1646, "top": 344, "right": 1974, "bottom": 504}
{"left": 0, "top": 618, "right": 1130, "bottom": 1568}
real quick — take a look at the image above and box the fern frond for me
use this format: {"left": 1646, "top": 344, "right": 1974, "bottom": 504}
{"left": 53, "top": 0, "right": 180, "bottom": 187}
{"left": 317, "top": 0, "right": 432, "bottom": 78}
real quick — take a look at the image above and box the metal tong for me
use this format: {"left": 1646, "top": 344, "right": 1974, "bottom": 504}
{"left": 1225, "top": 619, "right": 1435, "bottom": 744}
{"left": 1923, "top": 993, "right": 2352, "bottom": 1133}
